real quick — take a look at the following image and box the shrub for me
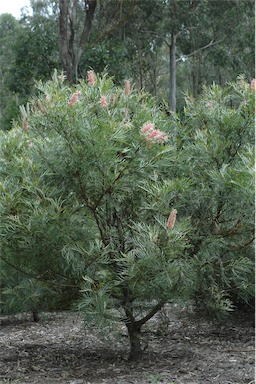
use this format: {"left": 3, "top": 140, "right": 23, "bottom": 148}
{"left": 0, "top": 71, "right": 254, "bottom": 360}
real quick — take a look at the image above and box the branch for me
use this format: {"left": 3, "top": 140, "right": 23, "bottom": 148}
{"left": 78, "top": 1, "right": 97, "bottom": 50}
{"left": 94, "top": 146, "right": 140, "bottom": 209}
{"left": 213, "top": 220, "right": 243, "bottom": 237}
{"left": 136, "top": 301, "right": 165, "bottom": 329}
{"left": 0, "top": 255, "right": 79, "bottom": 288}
{"left": 176, "top": 39, "right": 224, "bottom": 63}
{"left": 229, "top": 237, "right": 254, "bottom": 251}
{"left": 1, "top": 255, "right": 38, "bottom": 280}
{"left": 75, "top": 0, "right": 97, "bottom": 73}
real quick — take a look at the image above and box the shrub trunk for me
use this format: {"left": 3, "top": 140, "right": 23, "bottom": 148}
{"left": 126, "top": 322, "right": 142, "bottom": 362}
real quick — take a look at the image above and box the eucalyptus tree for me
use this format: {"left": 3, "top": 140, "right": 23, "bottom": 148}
{"left": 176, "top": 0, "right": 255, "bottom": 100}
{"left": 156, "top": 0, "right": 255, "bottom": 112}
{"left": 0, "top": 2, "right": 61, "bottom": 130}
{"left": 59, "top": 0, "right": 141, "bottom": 83}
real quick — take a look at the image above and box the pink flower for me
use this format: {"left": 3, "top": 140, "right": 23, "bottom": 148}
{"left": 68, "top": 90, "right": 82, "bottom": 106}
{"left": 141, "top": 122, "right": 155, "bottom": 134}
{"left": 87, "top": 70, "right": 95, "bottom": 86}
{"left": 251, "top": 79, "right": 256, "bottom": 91}
{"left": 100, "top": 95, "right": 107, "bottom": 108}
{"left": 124, "top": 80, "right": 131, "bottom": 96}
{"left": 141, "top": 122, "right": 168, "bottom": 143}
{"left": 155, "top": 133, "right": 169, "bottom": 142}
{"left": 147, "top": 129, "right": 162, "bottom": 139}
{"left": 166, "top": 209, "right": 177, "bottom": 230}
{"left": 146, "top": 129, "right": 169, "bottom": 142}
{"left": 22, "top": 119, "right": 29, "bottom": 131}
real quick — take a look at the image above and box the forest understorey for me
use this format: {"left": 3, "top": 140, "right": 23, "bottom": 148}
{"left": 0, "top": 307, "right": 254, "bottom": 384}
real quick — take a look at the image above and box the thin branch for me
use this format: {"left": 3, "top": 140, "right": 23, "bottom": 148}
{"left": 0, "top": 255, "right": 79, "bottom": 288}
{"left": 1, "top": 255, "right": 38, "bottom": 279}
{"left": 229, "top": 237, "right": 254, "bottom": 251}
{"left": 176, "top": 39, "right": 224, "bottom": 63}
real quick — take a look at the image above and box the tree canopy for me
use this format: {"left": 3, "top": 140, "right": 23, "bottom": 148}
{"left": 0, "top": 0, "right": 254, "bottom": 129}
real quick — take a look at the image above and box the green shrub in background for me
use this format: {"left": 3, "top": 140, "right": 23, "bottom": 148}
{"left": 0, "top": 71, "right": 254, "bottom": 360}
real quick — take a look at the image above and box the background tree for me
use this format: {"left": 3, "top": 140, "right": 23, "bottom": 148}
{"left": 0, "top": 0, "right": 254, "bottom": 129}
{"left": 59, "top": 0, "right": 141, "bottom": 83}
{"left": 6, "top": 14, "right": 60, "bottom": 97}
{"left": 155, "top": 0, "right": 255, "bottom": 112}
{"left": 59, "top": 0, "right": 97, "bottom": 83}
{"left": 175, "top": 0, "right": 255, "bottom": 101}
{"left": 0, "top": 5, "right": 60, "bottom": 130}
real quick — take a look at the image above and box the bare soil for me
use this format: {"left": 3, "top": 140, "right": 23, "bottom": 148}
{"left": 0, "top": 307, "right": 254, "bottom": 384}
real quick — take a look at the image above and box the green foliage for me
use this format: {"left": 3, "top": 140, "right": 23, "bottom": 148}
{"left": 28, "top": 71, "right": 190, "bottom": 312}
{"left": 0, "top": 11, "right": 60, "bottom": 130}
{"left": 0, "top": 71, "right": 254, "bottom": 359}
{"left": 0, "top": 14, "right": 22, "bottom": 130}
{"left": 172, "top": 77, "right": 255, "bottom": 314}
{"left": 0, "top": 71, "right": 189, "bottom": 360}
{"left": 0, "top": 0, "right": 254, "bottom": 127}
{"left": 0, "top": 124, "right": 80, "bottom": 313}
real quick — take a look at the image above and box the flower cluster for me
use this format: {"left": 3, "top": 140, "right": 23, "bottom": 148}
{"left": 166, "top": 209, "right": 177, "bottom": 230}
{"left": 87, "top": 70, "right": 95, "bottom": 86}
{"left": 22, "top": 119, "right": 29, "bottom": 131}
{"left": 68, "top": 90, "right": 82, "bottom": 107}
{"left": 251, "top": 79, "right": 256, "bottom": 92}
{"left": 140, "top": 122, "right": 168, "bottom": 142}
{"left": 100, "top": 95, "right": 107, "bottom": 108}
{"left": 124, "top": 80, "right": 131, "bottom": 96}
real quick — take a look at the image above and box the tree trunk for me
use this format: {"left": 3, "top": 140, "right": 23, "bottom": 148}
{"left": 75, "top": 0, "right": 97, "bottom": 81}
{"left": 126, "top": 322, "right": 142, "bottom": 362}
{"left": 124, "top": 300, "right": 165, "bottom": 361}
{"left": 32, "top": 310, "right": 40, "bottom": 322}
{"left": 169, "top": 32, "right": 177, "bottom": 113}
{"left": 59, "top": 0, "right": 97, "bottom": 83}
{"left": 59, "top": 0, "right": 73, "bottom": 82}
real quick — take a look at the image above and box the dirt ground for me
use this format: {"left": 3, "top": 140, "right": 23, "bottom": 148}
{"left": 0, "top": 307, "right": 254, "bottom": 384}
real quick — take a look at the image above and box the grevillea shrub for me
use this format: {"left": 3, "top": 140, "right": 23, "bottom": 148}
{"left": 172, "top": 76, "right": 255, "bottom": 314}
{"left": 0, "top": 71, "right": 254, "bottom": 360}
